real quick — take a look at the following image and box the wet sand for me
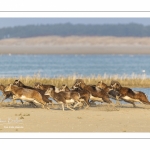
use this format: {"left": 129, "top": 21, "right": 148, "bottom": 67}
{"left": 0, "top": 103, "right": 150, "bottom": 132}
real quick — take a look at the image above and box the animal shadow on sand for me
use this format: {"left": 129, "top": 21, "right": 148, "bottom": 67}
{"left": 97, "top": 104, "right": 120, "bottom": 111}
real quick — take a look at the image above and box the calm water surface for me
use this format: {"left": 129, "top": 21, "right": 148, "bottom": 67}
{"left": 0, "top": 54, "right": 149, "bottom": 78}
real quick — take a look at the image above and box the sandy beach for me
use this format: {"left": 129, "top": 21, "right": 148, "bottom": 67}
{"left": 0, "top": 36, "right": 150, "bottom": 54}
{"left": 0, "top": 103, "right": 150, "bottom": 132}
{"left": 1, "top": 45, "right": 150, "bottom": 55}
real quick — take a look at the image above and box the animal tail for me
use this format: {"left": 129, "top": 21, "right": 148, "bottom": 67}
{"left": 145, "top": 94, "right": 149, "bottom": 100}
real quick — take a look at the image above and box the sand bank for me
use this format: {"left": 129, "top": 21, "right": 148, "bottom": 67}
{"left": 0, "top": 45, "right": 150, "bottom": 55}
{"left": 0, "top": 36, "right": 150, "bottom": 54}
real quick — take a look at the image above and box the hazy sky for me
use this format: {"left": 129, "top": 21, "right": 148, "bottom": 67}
{"left": 0, "top": 18, "right": 150, "bottom": 28}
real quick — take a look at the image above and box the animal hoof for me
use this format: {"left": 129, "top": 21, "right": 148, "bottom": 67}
{"left": 86, "top": 106, "right": 89, "bottom": 109}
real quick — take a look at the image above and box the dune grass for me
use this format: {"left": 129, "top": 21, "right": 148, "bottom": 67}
{"left": 0, "top": 73, "right": 150, "bottom": 88}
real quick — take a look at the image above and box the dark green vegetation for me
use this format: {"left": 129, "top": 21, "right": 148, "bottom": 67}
{"left": 1, "top": 23, "right": 150, "bottom": 39}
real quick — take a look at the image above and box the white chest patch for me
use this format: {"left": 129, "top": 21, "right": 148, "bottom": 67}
{"left": 20, "top": 95, "right": 35, "bottom": 101}
{"left": 55, "top": 87, "right": 60, "bottom": 93}
{"left": 122, "top": 96, "right": 143, "bottom": 103}
{"left": 66, "top": 99, "right": 75, "bottom": 103}
{"left": 90, "top": 95, "right": 104, "bottom": 102}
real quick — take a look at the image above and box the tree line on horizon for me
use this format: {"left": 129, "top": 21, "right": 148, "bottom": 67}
{"left": 0, "top": 23, "right": 150, "bottom": 39}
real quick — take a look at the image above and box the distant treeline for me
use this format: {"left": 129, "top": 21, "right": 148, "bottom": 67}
{"left": 1, "top": 23, "right": 150, "bottom": 39}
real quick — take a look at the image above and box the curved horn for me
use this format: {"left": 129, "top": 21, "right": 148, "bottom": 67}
{"left": 75, "top": 79, "right": 84, "bottom": 83}
{"left": 14, "top": 79, "right": 20, "bottom": 85}
{"left": 72, "top": 79, "right": 85, "bottom": 86}
{"left": 111, "top": 80, "right": 120, "bottom": 85}
{"left": 111, "top": 80, "right": 121, "bottom": 88}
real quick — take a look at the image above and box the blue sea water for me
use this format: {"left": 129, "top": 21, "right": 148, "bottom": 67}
{"left": 0, "top": 54, "right": 149, "bottom": 78}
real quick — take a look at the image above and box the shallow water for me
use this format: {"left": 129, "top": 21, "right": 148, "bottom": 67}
{"left": 0, "top": 54, "right": 149, "bottom": 78}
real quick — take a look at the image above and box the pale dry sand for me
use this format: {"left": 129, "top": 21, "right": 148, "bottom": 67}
{"left": 0, "top": 36, "right": 150, "bottom": 54}
{"left": 0, "top": 103, "right": 150, "bottom": 132}
{"left": 1, "top": 45, "right": 150, "bottom": 55}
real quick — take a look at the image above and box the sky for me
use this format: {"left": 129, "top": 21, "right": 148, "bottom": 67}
{"left": 0, "top": 18, "right": 150, "bottom": 28}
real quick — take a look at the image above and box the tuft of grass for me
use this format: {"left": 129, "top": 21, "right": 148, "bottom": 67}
{"left": 15, "top": 113, "right": 30, "bottom": 117}
{"left": 23, "top": 114, "right": 30, "bottom": 116}
{"left": 19, "top": 116, "right": 24, "bottom": 119}
{"left": 0, "top": 73, "right": 150, "bottom": 88}
{"left": 77, "top": 117, "right": 82, "bottom": 119}
{"left": 18, "top": 113, "right": 22, "bottom": 116}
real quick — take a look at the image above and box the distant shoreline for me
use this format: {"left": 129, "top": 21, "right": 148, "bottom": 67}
{"left": 1, "top": 36, "right": 150, "bottom": 55}
{"left": 1, "top": 45, "right": 150, "bottom": 55}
